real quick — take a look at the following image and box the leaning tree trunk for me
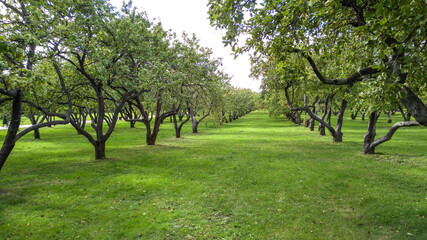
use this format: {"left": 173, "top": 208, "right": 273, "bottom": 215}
{"left": 400, "top": 84, "right": 427, "bottom": 127}
{"left": 333, "top": 97, "right": 348, "bottom": 142}
{"left": 309, "top": 99, "right": 318, "bottom": 131}
{"left": 178, "top": 110, "right": 186, "bottom": 121}
{"left": 351, "top": 108, "right": 360, "bottom": 120}
{"left": 189, "top": 106, "right": 211, "bottom": 134}
{"left": 173, "top": 113, "right": 190, "bottom": 138}
{"left": 0, "top": 90, "right": 22, "bottom": 171}
{"left": 318, "top": 94, "right": 333, "bottom": 136}
{"left": 363, "top": 112, "right": 380, "bottom": 154}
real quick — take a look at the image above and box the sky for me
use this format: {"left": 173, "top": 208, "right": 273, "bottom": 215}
{"left": 109, "top": 0, "right": 261, "bottom": 92}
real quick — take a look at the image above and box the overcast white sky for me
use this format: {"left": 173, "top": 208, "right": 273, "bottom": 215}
{"left": 109, "top": 0, "right": 261, "bottom": 92}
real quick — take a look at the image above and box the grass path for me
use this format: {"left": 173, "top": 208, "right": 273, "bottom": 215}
{"left": 0, "top": 111, "right": 426, "bottom": 239}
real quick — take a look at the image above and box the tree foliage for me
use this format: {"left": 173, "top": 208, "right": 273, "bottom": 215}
{"left": 0, "top": 0, "right": 257, "bottom": 170}
{"left": 209, "top": 0, "right": 426, "bottom": 152}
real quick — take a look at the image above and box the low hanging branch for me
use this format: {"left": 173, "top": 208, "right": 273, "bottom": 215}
{"left": 291, "top": 48, "right": 381, "bottom": 85}
{"left": 364, "top": 116, "right": 420, "bottom": 154}
{"left": 291, "top": 49, "right": 427, "bottom": 127}
{"left": 371, "top": 121, "right": 420, "bottom": 146}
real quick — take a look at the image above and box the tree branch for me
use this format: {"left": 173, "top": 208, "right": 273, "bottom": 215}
{"left": 366, "top": 121, "right": 420, "bottom": 153}
{"left": 292, "top": 48, "right": 380, "bottom": 85}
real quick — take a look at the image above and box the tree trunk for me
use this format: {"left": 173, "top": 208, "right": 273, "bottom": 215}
{"left": 28, "top": 114, "right": 41, "bottom": 139}
{"left": 0, "top": 90, "right": 22, "bottom": 171}
{"left": 309, "top": 100, "right": 317, "bottom": 131}
{"left": 176, "top": 114, "right": 190, "bottom": 138}
{"left": 309, "top": 118, "right": 315, "bottom": 131}
{"left": 94, "top": 140, "right": 106, "bottom": 159}
{"left": 146, "top": 136, "right": 156, "bottom": 145}
{"left": 149, "top": 118, "right": 161, "bottom": 145}
{"left": 351, "top": 108, "right": 359, "bottom": 120}
{"left": 318, "top": 95, "right": 332, "bottom": 136}
{"left": 144, "top": 121, "right": 155, "bottom": 145}
{"left": 319, "top": 94, "right": 333, "bottom": 136}
{"left": 304, "top": 118, "right": 310, "bottom": 127}
{"left": 406, "top": 112, "right": 411, "bottom": 121}
{"left": 363, "top": 112, "right": 380, "bottom": 154}
{"left": 189, "top": 106, "right": 210, "bottom": 134}
{"left": 400, "top": 86, "right": 427, "bottom": 126}
{"left": 386, "top": 112, "right": 392, "bottom": 123}
{"left": 334, "top": 97, "right": 347, "bottom": 142}
{"left": 318, "top": 123, "right": 326, "bottom": 135}
{"left": 172, "top": 114, "right": 180, "bottom": 138}
{"left": 144, "top": 111, "right": 163, "bottom": 145}
{"left": 192, "top": 122, "right": 198, "bottom": 133}
{"left": 33, "top": 128, "right": 41, "bottom": 139}
{"left": 130, "top": 121, "right": 136, "bottom": 128}
{"left": 190, "top": 107, "right": 198, "bottom": 133}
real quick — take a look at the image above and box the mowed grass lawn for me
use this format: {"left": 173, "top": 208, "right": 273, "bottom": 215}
{"left": 0, "top": 111, "right": 426, "bottom": 239}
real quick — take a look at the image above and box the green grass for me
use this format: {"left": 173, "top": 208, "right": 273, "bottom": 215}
{"left": 0, "top": 112, "right": 426, "bottom": 239}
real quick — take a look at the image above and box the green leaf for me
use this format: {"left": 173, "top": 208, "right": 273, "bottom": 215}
{"left": 380, "top": 16, "right": 387, "bottom": 25}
